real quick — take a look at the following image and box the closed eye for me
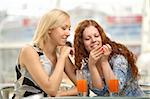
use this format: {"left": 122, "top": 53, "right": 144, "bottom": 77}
{"left": 95, "top": 35, "right": 99, "bottom": 37}
{"left": 84, "top": 38, "right": 90, "bottom": 40}
{"left": 61, "top": 26, "right": 67, "bottom": 30}
{"left": 61, "top": 26, "right": 71, "bottom": 31}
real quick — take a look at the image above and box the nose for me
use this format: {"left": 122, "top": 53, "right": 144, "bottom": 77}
{"left": 91, "top": 37, "right": 96, "bottom": 43}
{"left": 65, "top": 29, "right": 70, "bottom": 37}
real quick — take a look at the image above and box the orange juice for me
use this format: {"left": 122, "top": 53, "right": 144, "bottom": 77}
{"left": 108, "top": 79, "right": 119, "bottom": 93}
{"left": 77, "top": 79, "right": 87, "bottom": 92}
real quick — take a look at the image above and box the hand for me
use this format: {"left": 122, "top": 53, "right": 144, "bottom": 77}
{"left": 69, "top": 48, "right": 74, "bottom": 56}
{"left": 100, "top": 44, "right": 112, "bottom": 61}
{"left": 89, "top": 44, "right": 103, "bottom": 65}
{"left": 60, "top": 46, "right": 73, "bottom": 58}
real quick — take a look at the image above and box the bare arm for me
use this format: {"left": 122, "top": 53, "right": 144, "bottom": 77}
{"left": 20, "top": 45, "right": 70, "bottom": 96}
{"left": 88, "top": 45, "right": 104, "bottom": 89}
{"left": 56, "top": 55, "right": 78, "bottom": 96}
{"left": 64, "top": 56, "right": 76, "bottom": 85}
{"left": 101, "top": 60, "right": 116, "bottom": 86}
{"left": 100, "top": 44, "right": 117, "bottom": 86}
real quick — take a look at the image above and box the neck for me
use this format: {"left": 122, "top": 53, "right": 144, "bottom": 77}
{"left": 42, "top": 39, "right": 57, "bottom": 56}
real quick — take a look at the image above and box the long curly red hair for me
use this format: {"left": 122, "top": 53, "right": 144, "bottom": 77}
{"left": 74, "top": 19, "right": 139, "bottom": 78}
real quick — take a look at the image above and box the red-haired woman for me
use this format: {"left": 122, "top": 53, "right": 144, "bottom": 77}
{"left": 73, "top": 19, "right": 144, "bottom": 96}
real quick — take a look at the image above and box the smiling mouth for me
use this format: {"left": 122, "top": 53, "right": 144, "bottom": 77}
{"left": 62, "top": 36, "right": 67, "bottom": 39}
{"left": 91, "top": 43, "right": 99, "bottom": 48}
{"left": 62, "top": 38, "right": 67, "bottom": 42}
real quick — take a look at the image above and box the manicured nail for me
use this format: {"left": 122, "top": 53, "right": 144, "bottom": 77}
{"left": 100, "top": 47, "right": 104, "bottom": 52}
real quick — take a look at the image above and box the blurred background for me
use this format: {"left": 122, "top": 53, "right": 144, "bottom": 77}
{"left": 0, "top": 0, "right": 150, "bottom": 95}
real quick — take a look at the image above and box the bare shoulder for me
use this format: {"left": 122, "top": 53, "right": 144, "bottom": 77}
{"left": 21, "top": 44, "right": 37, "bottom": 55}
{"left": 20, "top": 44, "right": 39, "bottom": 66}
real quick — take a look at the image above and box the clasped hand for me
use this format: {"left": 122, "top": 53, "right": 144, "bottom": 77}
{"left": 89, "top": 44, "right": 112, "bottom": 65}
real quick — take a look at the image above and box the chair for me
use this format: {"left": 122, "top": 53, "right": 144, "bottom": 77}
{"left": 0, "top": 86, "right": 14, "bottom": 99}
{"left": 140, "top": 83, "right": 150, "bottom": 97}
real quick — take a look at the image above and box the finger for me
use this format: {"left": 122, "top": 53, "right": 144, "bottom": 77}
{"left": 70, "top": 49, "right": 74, "bottom": 55}
{"left": 99, "top": 47, "right": 104, "bottom": 53}
{"left": 95, "top": 53, "right": 102, "bottom": 59}
{"left": 91, "top": 46, "right": 104, "bottom": 56}
{"left": 92, "top": 44, "right": 101, "bottom": 52}
{"left": 95, "top": 55, "right": 102, "bottom": 61}
{"left": 103, "top": 45, "right": 110, "bottom": 52}
{"left": 102, "top": 45, "right": 107, "bottom": 52}
{"left": 91, "top": 50, "right": 103, "bottom": 61}
{"left": 91, "top": 49, "right": 102, "bottom": 59}
{"left": 105, "top": 44, "right": 112, "bottom": 51}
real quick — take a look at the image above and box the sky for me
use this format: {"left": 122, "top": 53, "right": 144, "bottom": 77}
{"left": 0, "top": 0, "right": 144, "bottom": 16}
{"left": 0, "top": 0, "right": 145, "bottom": 43}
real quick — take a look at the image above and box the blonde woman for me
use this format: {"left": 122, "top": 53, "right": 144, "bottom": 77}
{"left": 13, "top": 9, "right": 76, "bottom": 98}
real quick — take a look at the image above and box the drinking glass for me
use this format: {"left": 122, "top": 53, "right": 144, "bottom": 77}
{"left": 108, "top": 79, "right": 119, "bottom": 96}
{"left": 76, "top": 70, "right": 87, "bottom": 96}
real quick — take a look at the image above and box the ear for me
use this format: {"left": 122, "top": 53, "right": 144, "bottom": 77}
{"left": 48, "top": 29, "right": 52, "bottom": 34}
{"left": 48, "top": 28, "right": 54, "bottom": 34}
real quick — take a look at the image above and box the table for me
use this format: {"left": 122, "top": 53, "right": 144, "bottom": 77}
{"left": 23, "top": 94, "right": 150, "bottom": 99}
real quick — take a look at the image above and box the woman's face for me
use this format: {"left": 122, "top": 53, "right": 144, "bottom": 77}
{"left": 50, "top": 18, "right": 71, "bottom": 46}
{"left": 83, "top": 26, "right": 102, "bottom": 52}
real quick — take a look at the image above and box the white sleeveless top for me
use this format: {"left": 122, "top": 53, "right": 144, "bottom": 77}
{"left": 14, "top": 44, "right": 58, "bottom": 97}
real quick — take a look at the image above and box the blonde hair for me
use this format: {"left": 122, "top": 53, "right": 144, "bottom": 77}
{"left": 32, "top": 9, "right": 70, "bottom": 48}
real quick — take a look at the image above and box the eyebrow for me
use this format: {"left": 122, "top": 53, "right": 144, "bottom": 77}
{"left": 63, "top": 24, "right": 71, "bottom": 28}
{"left": 84, "top": 32, "right": 99, "bottom": 38}
{"left": 67, "top": 25, "right": 71, "bottom": 28}
{"left": 84, "top": 36, "right": 90, "bottom": 38}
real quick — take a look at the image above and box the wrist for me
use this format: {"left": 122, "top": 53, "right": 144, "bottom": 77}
{"left": 100, "top": 59, "right": 109, "bottom": 68}
{"left": 59, "top": 55, "right": 67, "bottom": 60}
{"left": 60, "top": 53, "right": 68, "bottom": 58}
{"left": 57, "top": 90, "right": 68, "bottom": 96}
{"left": 89, "top": 62, "right": 96, "bottom": 69}
{"left": 100, "top": 56, "right": 108, "bottom": 62}
{"left": 89, "top": 59, "right": 96, "bottom": 66}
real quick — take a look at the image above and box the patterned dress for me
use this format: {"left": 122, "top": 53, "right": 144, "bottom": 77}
{"left": 13, "top": 44, "right": 55, "bottom": 97}
{"left": 82, "top": 54, "right": 145, "bottom": 96}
